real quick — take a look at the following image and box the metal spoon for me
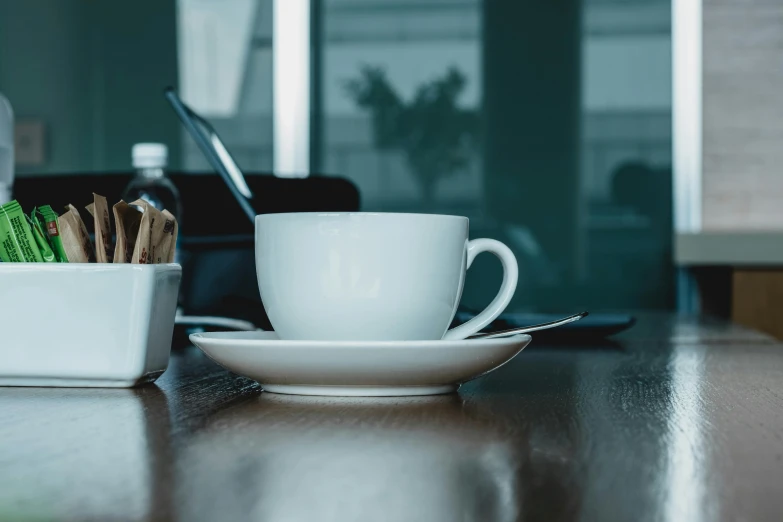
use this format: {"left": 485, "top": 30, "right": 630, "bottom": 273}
{"left": 467, "top": 311, "right": 589, "bottom": 339}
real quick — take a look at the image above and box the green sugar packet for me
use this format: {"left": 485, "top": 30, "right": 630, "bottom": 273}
{"left": 0, "top": 200, "right": 44, "bottom": 262}
{"left": 35, "top": 206, "right": 69, "bottom": 262}
{"left": 26, "top": 212, "right": 56, "bottom": 262}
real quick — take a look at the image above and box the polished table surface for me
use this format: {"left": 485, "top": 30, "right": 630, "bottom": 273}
{"left": 2, "top": 314, "right": 783, "bottom": 521}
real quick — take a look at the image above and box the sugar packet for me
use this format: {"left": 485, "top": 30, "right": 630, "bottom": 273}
{"left": 0, "top": 200, "right": 43, "bottom": 262}
{"left": 35, "top": 206, "right": 69, "bottom": 262}
{"left": 129, "top": 199, "right": 165, "bottom": 264}
{"left": 113, "top": 200, "right": 142, "bottom": 263}
{"left": 59, "top": 204, "right": 95, "bottom": 263}
{"left": 85, "top": 193, "right": 113, "bottom": 263}
{"left": 161, "top": 209, "right": 179, "bottom": 263}
{"left": 26, "top": 213, "right": 56, "bottom": 262}
{"left": 151, "top": 209, "right": 177, "bottom": 264}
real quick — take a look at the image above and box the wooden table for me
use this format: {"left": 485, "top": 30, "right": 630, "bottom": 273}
{"left": 2, "top": 314, "right": 783, "bottom": 521}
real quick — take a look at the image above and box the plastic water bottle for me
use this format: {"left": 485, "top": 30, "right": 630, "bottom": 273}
{"left": 0, "top": 92, "right": 13, "bottom": 206}
{"left": 123, "top": 143, "right": 182, "bottom": 225}
{"left": 123, "top": 143, "right": 184, "bottom": 266}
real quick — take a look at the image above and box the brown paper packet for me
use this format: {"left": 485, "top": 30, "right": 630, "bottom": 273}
{"left": 130, "top": 199, "right": 165, "bottom": 264}
{"left": 155, "top": 210, "right": 178, "bottom": 264}
{"left": 165, "top": 210, "right": 178, "bottom": 263}
{"left": 113, "top": 201, "right": 142, "bottom": 263}
{"left": 85, "top": 194, "right": 113, "bottom": 263}
{"left": 59, "top": 204, "right": 95, "bottom": 263}
{"left": 148, "top": 208, "right": 170, "bottom": 265}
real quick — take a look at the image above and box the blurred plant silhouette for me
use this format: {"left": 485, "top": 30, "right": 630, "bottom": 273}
{"left": 344, "top": 65, "right": 479, "bottom": 203}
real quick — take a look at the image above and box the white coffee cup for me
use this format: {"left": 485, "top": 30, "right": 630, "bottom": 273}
{"left": 255, "top": 212, "right": 518, "bottom": 341}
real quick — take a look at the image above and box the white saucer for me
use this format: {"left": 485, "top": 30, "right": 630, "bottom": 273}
{"left": 189, "top": 331, "right": 531, "bottom": 397}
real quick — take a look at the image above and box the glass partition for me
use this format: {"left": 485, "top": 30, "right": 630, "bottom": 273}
{"left": 317, "top": 0, "right": 673, "bottom": 311}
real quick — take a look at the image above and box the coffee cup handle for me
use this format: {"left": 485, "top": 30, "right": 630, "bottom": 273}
{"left": 442, "top": 238, "right": 518, "bottom": 341}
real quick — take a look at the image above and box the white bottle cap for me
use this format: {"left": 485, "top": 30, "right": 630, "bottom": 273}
{"left": 132, "top": 143, "right": 168, "bottom": 169}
